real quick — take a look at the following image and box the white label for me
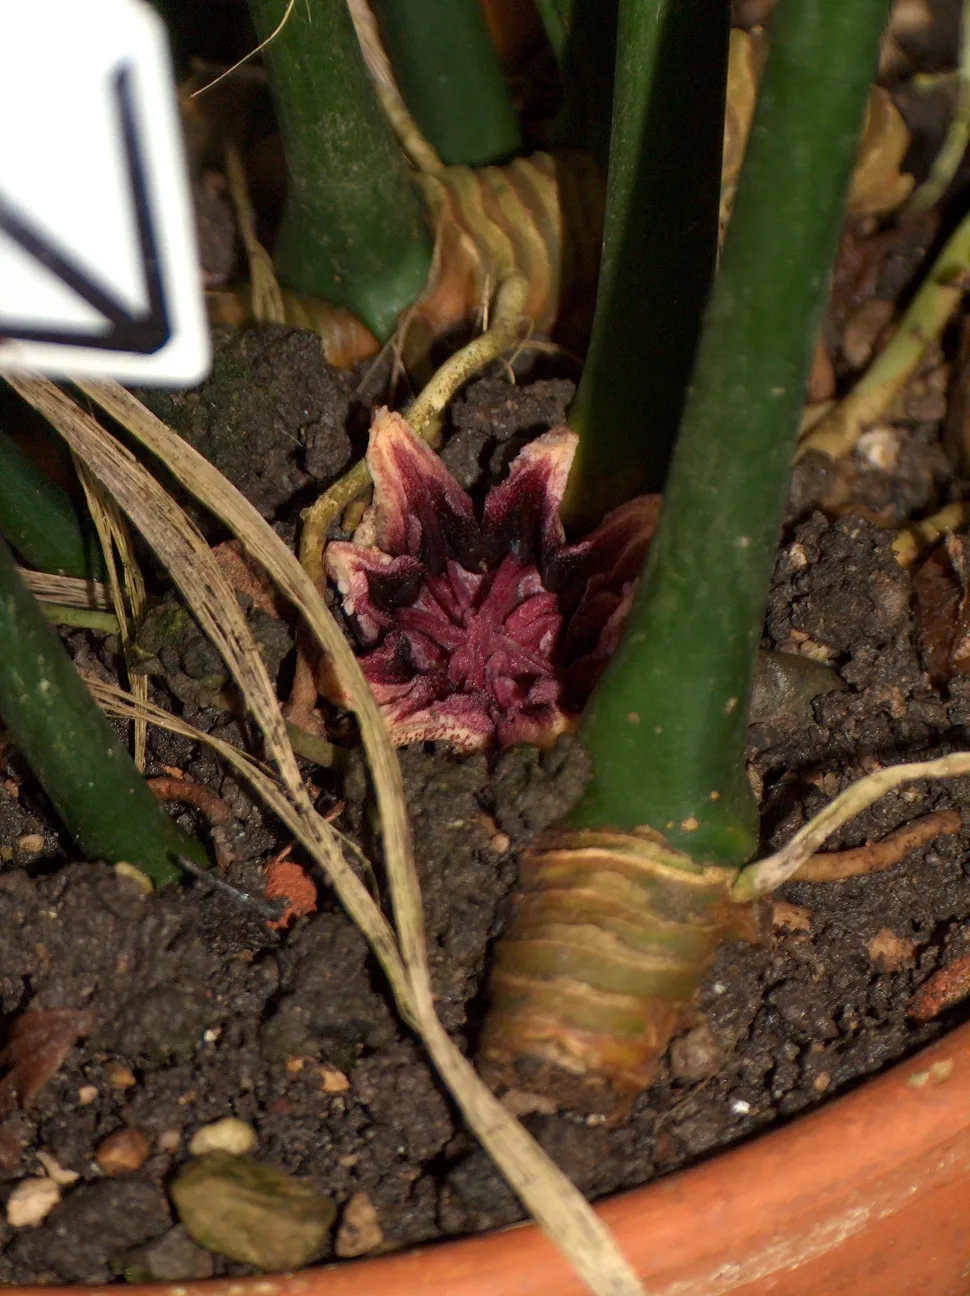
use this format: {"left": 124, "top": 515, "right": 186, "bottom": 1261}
{"left": 0, "top": 0, "right": 210, "bottom": 385}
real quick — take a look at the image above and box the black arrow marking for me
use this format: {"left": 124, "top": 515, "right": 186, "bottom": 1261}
{"left": 0, "top": 62, "right": 171, "bottom": 355}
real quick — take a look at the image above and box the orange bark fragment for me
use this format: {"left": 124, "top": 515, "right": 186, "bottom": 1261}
{"left": 910, "top": 951, "right": 970, "bottom": 1022}
{"left": 264, "top": 856, "right": 318, "bottom": 930}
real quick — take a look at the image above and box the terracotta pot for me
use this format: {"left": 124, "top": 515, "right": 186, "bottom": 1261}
{"left": 22, "top": 1025, "right": 970, "bottom": 1296}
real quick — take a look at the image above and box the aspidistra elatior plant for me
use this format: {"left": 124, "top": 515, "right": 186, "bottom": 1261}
{"left": 250, "top": 0, "right": 894, "bottom": 1106}
{"left": 480, "top": 0, "right": 894, "bottom": 1106}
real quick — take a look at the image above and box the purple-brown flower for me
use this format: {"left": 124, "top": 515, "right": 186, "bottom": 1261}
{"left": 326, "top": 409, "right": 659, "bottom": 751}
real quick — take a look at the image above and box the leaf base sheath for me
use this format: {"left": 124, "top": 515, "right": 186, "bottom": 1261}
{"left": 482, "top": 825, "right": 755, "bottom": 1105}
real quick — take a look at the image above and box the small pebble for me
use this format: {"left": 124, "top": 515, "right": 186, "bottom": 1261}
{"left": 318, "top": 1066, "right": 350, "bottom": 1094}
{"left": 96, "top": 1128, "right": 150, "bottom": 1175}
{"left": 189, "top": 1117, "right": 257, "bottom": 1158}
{"left": 813, "top": 1072, "right": 832, "bottom": 1093}
{"left": 77, "top": 1084, "right": 99, "bottom": 1105}
{"left": 114, "top": 861, "right": 153, "bottom": 894}
{"left": 867, "top": 928, "right": 917, "bottom": 972}
{"left": 6, "top": 1177, "right": 61, "bottom": 1227}
{"left": 856, "top": 425, "right": 900, "bottom": 472}
{"left": 157, "top": 1129, "right": 182, "bottom": 1154}
{"left": 124, "top": 1224, "right": 215, "bottom": 1283}
{"left": 16, "top": 833, "right": 44, "bottom": 854}
{"left": 490, "top": 832, "right": 511, "bottom": 854}
{"left": 105, "top": 1062, "right": 137, "bottom": 1089}
{"left": 171, "top": 1151, "right": 335, "bottom": 1270}
{"left": 35, "top": 1151, "right": 79, "bottom": 1185}
{"left": 669, "top": 1022, "right": 724, "bottom": 1083}
{"left": 335, "top": 1192, "right": 384, "bottom": 1258}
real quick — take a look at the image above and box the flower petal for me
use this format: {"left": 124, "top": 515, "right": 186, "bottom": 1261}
{"left": 325, "top": 542, "right": 424, "bottom": 644}
{"left": 364, "top": 640, "right": 496, "bottom": 750}
{"left": 482, "top": 428, "right": 578, "bottom": 570}
{"left": 496, "top": 702, "right": 572, "bottom": 750}
{"left": 367, "top": 408, "right": 480, "bottom": 571}
{"left": 552, "top": 493, "right": 662, "bottom": 616}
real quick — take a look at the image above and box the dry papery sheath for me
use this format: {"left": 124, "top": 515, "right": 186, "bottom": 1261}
{"left": 325, "top": 409, "right": 660, "bottom": 751}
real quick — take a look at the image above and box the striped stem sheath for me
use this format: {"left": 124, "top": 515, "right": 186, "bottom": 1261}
{"left": 482, "top": 827, "right": 744, "bottom": 1107}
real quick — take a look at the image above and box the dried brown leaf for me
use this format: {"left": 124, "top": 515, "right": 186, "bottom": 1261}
{"left": 0, "top": 1009, "right": 95, "bottom": 1116}
{"left": 912, "top": 536, "right": 970, "bottom": 685}
{"left": 849, "top": 86, "right": 914, "bottom": 217}
{"left": 211, "top": 540, "right": 284, "bottom": 618}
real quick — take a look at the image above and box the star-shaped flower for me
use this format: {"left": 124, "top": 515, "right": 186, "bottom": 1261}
{"left": 325, "top": 409, "right": 659, "bottom": 751}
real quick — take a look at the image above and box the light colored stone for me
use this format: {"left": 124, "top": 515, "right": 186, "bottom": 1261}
{"left": 335, "top": 1192, "right": 383, "bottom": 1258}
{"left": 669, "top": 1021, "right": 724, "bottom": 1083}
{"left": 35, "top": 1151, "right": 79, "bottom": 1185}
{"left": 157, "top": 1129, "right": 182, "bottom": 1153}
{"left": 104, "top": 1061, "right": 137, "bottom": 1089}
{"left": 189, "top": 1117, "right": 258, "bottom": 1158}
{"left": 6, "top": 1177, "right": 61, "bottom": 1227}
{"left": 867, "top": 928, "right": 918, "bottom": 971}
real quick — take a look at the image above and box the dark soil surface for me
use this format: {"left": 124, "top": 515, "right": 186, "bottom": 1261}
{"left": 3, "top": 334, "right": 970, "bottom": 1282}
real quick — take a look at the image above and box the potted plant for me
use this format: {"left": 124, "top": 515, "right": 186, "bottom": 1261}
{"left": 3, "top": 0, "right": 970, "bottom": 1291}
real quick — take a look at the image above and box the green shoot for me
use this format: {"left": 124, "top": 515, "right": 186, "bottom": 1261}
{"left": 247, "top": 0, "right": 433, "bottom": 340}
{"left": 369, "top": 0, "right": 521, "bottom": 166}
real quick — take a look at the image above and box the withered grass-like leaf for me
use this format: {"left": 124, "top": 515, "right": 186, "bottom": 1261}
{"left": 0, "top": 1008, "right": 95, "bottom": 1116}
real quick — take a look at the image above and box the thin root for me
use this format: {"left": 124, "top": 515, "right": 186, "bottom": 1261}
{"left": 893, "top": 501, "right": 970, "bottom": 567}
{"left": 797, "top": 204, "right": 970, "bottom": 461}
{"left": 148, "top": 776, "right": 233, "bottom": 869}
{"left": 733, "top": 752, "right": 970, "bottom": 901}
{"left": 790, "top": 808, "right": 962, "bottom": 883}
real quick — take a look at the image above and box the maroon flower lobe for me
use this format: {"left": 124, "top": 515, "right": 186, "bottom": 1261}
{"left": 325, "top": 408, "right": 658, "bottom": 751}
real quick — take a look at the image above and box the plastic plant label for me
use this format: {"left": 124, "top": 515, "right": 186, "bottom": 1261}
{"left": 0, "top": 0, "right": 210, "bottom": 385}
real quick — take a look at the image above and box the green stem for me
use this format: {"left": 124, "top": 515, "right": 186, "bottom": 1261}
{"left": 0, "top": 431, "right": 105, "bottom": 581}
{"left": 572, "top": 0, "right": 893, "bottom": 865}
{"left": 247, "top": 0, "right": 434, "bottom": 341}
{"left": 42, "top": 603, "right": 120, "bottom": 634}
{"left": 535, "top": 0, "right": 618, "bottom": 168}
{"left": 561, "top": 0, "right": 728, "bottom": 529}
{"left": 0, "top": 537, "right": 206, "bottom": 886}
{"left": 369, "top": 0, "right": 521, "bottom": 167}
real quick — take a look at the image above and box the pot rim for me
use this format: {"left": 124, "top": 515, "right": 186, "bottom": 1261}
{"left": 17, "top": 1024, "right": 970, "bottom": 1296}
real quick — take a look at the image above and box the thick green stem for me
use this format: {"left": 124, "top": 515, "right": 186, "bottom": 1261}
{"left": 562, "top": 0, "right": 728, "bottom": 529}
{"left": 369, "top": 0, "right": 521, "bottom": 167}
{"left": 0, "top": 536, "right": 206, "bottom": 886}
{"left": 572, "top": 0, "right": 893, "bottom": 865}
{"left": 247, "top": 0, "right": 434, "bottom": 340}
{"left": 0, "top": 431, "right": 105, "bottom": 581}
